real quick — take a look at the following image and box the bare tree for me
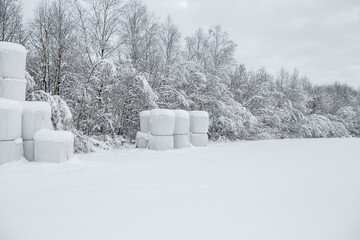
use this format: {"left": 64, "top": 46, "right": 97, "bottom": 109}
{"left": 28, "top": 0, "right": 52, "bottom": 91}
{"left": 50, "top": 0, "right": 76, "bottom": 95}
{"left": 0, "top": 0, "right": 24, "bottom": 43}
{"left": 27, "top": 0, "right": 76, "bottom": 95}
{"left": 159, "top": 16, "right": 181, "bottom": 77}
{"left": 120, "top": 0, "right": 159, "bottom": 73}
{"left": 74, "top": 0, "right": 123, "bottom": 129}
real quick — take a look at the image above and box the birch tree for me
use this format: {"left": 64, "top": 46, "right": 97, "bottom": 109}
{"left": 0, "top": 0, "right": 24, "bottom": 43}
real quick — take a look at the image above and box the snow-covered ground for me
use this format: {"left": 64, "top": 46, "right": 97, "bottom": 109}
{"left": 1, "top": 138, "right": 360, "bottom": 240}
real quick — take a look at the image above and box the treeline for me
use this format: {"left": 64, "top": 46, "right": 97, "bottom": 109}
{"left": 1, "top": 0, "right": 360, "bottom": 152}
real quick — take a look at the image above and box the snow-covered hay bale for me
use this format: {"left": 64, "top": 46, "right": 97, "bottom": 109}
{"left": 140, "top": 110, "right": 151, "bottom": 133}
{"left": 150, "top": 109, "right": 175, "bottom": 136}
{"left": 23, "top": 140, "right": 34, "bottom": 161}
{"left": 34, "top": 130, "right": 74, "bottom": 163}
{"left": 0, "top": 98, "right": 22, "bottom": 141}
{"left": 0, "top": 138, "right": 23, "bottom": 165}
{"left": 0, "top": 78, "right": 26, "bottom": 101}
{"left": 190, "top": 133, "right": 208, "bottom": 147}
{"left": 0, "top": 42, "right": 27, "bottom": 79}
{"left": 136, "top": 131, "right": 149, "bottom": 149}
{"left": 149, "top": 134, "right": 174, "bottom": 151}
{"left": 173, "top": 110, "right": 190, "bottom": 135}
{"left": 174, "top": 134, "right": 190, "bottom": 149}
{"left": 189, "top": 111, "right": 209, "bottom": 134}
{"left": 22, "top": 101, "right": 53, "bottom": 140}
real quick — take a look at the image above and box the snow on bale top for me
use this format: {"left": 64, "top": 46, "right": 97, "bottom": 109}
{"left": 0, "top": 97, "right": 23, "bottom": 111}
{"left": 189, "top": 111, "right": 209, "bottom": 118}
{"left": 140, "top": 110, "right": 150, "bottom": 117}
{"left": 0, "top": 41, "right": 27, "bottom": 54}
{"left": 34, "top": 129, "right": 74, "bottom": 142}
{"left": 174, "top": 109, "right": 189, "bottom": 119}
{"left": 150, "top": 109, "right": 175, "bottom": 118}
{"left": 23, "top": 101, "right": 51, "bottom": 113}
{"left": 0, "top": 77, "right": 26, "bottom": 83}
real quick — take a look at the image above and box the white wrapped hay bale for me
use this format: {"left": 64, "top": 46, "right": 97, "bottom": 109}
{"left": 149, "top": 134, "right": 174, "bottom": 151}
{"left": 136, "top": 131, "right": 149, "bottom": 149}
{"left": 22, "top": 101, "right": 53, "bottom": 140}
{"left": 150, "top": 109, "right": 175, "bottom": 136}
{"left": 173, "top": 110, "right": 190, "bottom": 135}
{"left": 34, "top": 130, "right": 74, "bottom": 163}
{"left": 0, "top": 138, "right": 23, "bottom": 165}
{"left": 190, "top": 133, "right": 208, "bottom": 147}
{"left": 0, "top": 98, "right": 22, "bottom": 141}
{"left": 0, "top": 42, "right": 27, "bottom": 79}
{"left": 23, "top": 140, "right": 34, "bottom": 161}
{"left": 189, "top": 111, "right": 209, "bottom": 134}
{"left": 173, "top": 134, "right": 190, "bottom": 149}
{"left": 140, "top": 110, "right": 150, "bottom": 133}
{"left": 0, "top": 78, "right": 26, "bottom": 101}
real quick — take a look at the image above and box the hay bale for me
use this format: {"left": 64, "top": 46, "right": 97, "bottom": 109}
{"left": 149, "top": 134, "right": 174, "bottom": 151}
{"left": 0, "top": 98, "right": 22, "bottom": 141}
{"left": 23, "top": 140, "right": 34, "bottom": 161}
{"left": 0, "top": 42, "right": 27, "bottom": 79}
{"left": 0, "top": 78, "right": 26, "bottom": 102}
{"left": 190, "top": 133, "right": 208, "bottom": 147}
{"left": 189, "top": 111, "right": 209, "bottom": 134}
{"left": 34, "top": 130, "right": 74, "bottom": 163}
{"left": 150, "top": 109, "right": 175, "bottom": 136}
{"left": 173, "top": 134, "right": 190, "bottom": 149}
{"left": 173, "top": 110, "right": 190, "bottom": 135}
{"left": 136, "top": 131, "right": 149, "bottom": 148}
{"left": 140, "top": 110, "right": 151, "bottom": 133}
{"left": 0, "top": 138, "right": 23, "bottom": 165}
{"left": 22, "top": 101, "right": 53, "bottom": 140}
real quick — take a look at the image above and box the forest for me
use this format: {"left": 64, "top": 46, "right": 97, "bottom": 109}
{"left": 1, "top": 0, "right": 359, "bottom": 152}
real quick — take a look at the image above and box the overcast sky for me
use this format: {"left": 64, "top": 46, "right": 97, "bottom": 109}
{"left": 22, "top": 0, "right": 360, "bottom": 87}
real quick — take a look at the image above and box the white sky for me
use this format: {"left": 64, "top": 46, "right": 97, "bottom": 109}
{"left": 22, "top": 0, "right": 360, "bottom": 87}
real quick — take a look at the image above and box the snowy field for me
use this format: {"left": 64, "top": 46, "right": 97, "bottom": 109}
{"left": 1, "top": 138, "right": 360, "bottom": 240}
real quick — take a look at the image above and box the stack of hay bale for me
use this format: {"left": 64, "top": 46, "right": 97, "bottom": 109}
{"left": 189, "top": 111, "right": 209, "bottom": 147}
{"left": 149, "top": 109, "right": 175, "bottom": 151}
{"left": 0, "top": 41, "right": 74, "bottom": 164}
{"left": 173, "top": 110, "right": 190, "bottom": 149}
{"left": 0, "top": 42, "right": 27, "bottom": 165}
{"left": 136, "top": 109, "right": 208, "bottom": 150}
